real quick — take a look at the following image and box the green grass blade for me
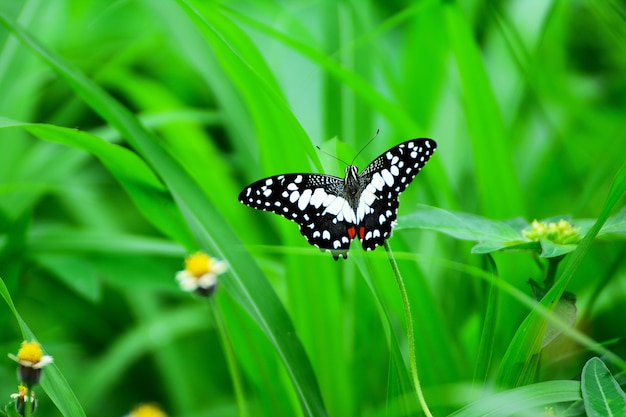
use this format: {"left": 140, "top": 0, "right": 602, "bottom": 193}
{"left": 443, "top": 2, "right": 523, "bottom": 217}
{"left": 473, "top": 255, "right": 499, "bottom": 384}
{"left": 0, "top": 118, "right": 195, "bottom": 248}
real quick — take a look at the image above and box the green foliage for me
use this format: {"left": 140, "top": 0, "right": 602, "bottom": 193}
{"left": 0, "top": 1, "right": 625, "bottom": 416}
{"left": 581, "top": 357, "right": 626, "bottom": 417}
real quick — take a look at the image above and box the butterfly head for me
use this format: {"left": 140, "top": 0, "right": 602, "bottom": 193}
{"left": 344, "top": 165, "right": 360, "bottom": 195}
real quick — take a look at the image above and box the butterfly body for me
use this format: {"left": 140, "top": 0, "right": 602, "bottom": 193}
{"left": 239, "top": 138, "right": 436, "bottom": 259}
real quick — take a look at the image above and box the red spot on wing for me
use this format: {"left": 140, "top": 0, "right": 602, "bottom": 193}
{"left": 358, "top": 226, "right": 365, "bottom": 240}
{"left": 347, "top": 227, "right": 356, "bottom": 240}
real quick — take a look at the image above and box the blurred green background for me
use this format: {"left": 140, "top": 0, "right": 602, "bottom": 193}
{"left": 0, "top": 0, "right": 625, "bottom": 416}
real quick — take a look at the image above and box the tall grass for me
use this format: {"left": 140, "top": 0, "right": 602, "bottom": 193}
{"left": 0, "top": 1, "right": 625, "bottom": 416}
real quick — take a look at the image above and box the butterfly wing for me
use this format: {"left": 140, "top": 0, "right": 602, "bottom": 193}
{"left": 356, "top": 138, "right": 437, "bottom": 251}
{"left": 238, "top": 173, "right": 357, "bottom": 259}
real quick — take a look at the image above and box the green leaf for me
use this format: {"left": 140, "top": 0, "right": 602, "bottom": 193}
{"left": 538, "top": 238, "right": 578, "bottom": 258}
{"left": 541, "top": 294, "right": 577, "bottom": 349}
{"left": 398, "top": 205, "right": 521, "bottom": 243}
{"left": 399, "top": 205, "right": 626, "bottom": 258}
{"left": 449, "top": 380, "right": 582, "bottom": 417}
{"left": 496, "top": 162, "right": 626, "bottom": 387}
{"left": 582, "top": 357, "right": 626, "bottom": 417}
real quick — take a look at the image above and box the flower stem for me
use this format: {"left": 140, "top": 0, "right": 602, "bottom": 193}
{"left": 209, "top": 298, "right": 249, "bottom": 417}
{"left": 543, "top": 255, "right": 564, "bottom": 290}
{"left": 23, "top": 386, "right": 32, "bottom": 417}
{"left": 384, "top": 241, "right": 433, "bottom": 417}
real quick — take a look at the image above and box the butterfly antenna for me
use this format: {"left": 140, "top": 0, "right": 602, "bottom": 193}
{"left": 315, "top": 145, "right": 350, "bottom": 166}
{"left": 350, "top": 129, "right": 380, "bottom": 165}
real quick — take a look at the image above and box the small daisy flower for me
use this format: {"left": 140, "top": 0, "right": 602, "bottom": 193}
{"left": 8, "top": 340, "right": 54, "bottom": 386}
{"left": 10, "top": 384, "right": 37, "bottom": 416}
{"left": 127, "top": 403, "right": 168, "bottom": 417}
{"left": 523, "top": 219, "right": 581, "bottom": 245}
{"left": 175, "top": 251, "right": 227, "bottom": 297}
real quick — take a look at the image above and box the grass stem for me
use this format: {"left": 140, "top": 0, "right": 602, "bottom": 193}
{"left": 210, "top": 298, "right": 249, "bottom": 417}
{"left": 384, "top": 241, "right": 433, "bottom": 417}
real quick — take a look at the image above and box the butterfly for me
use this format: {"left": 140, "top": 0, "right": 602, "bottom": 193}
{"left": 238, "top": 138, "right": 437, "bottom": 259}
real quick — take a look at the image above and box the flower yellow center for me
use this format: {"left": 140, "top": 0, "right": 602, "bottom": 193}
{"left": 523, "top": 219, "right": 581, "bottom": 245}
{"left": 17, "top": 340, "right": 43, "bottom": 363}
{"left": 184, "top": 252, "right": 211, "bottom": 278}
{"left": 17, "top": 384, "right": 28, "bottom": 397}
{"left": 129, "top": 404, "right": 168, "bottom": 417}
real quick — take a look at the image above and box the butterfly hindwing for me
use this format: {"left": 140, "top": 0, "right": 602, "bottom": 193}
{"left": 238, "top": 173, "right": 356, "bottom": 259}
{"left": 357, "top": 139, "right": 437, "bottom": 251}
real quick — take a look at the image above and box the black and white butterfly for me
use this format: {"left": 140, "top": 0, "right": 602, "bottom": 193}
{"left": 238, "top": 139, "right": 437, "bottom": 259}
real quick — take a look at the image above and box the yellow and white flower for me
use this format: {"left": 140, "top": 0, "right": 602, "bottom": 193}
{"left": 176, "top": 251, "right": 227, "bottom": 296}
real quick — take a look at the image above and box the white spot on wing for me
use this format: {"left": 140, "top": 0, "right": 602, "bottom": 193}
{"left": 381, "top": 169, "right": 394, "bottom": 186}
{"left": 298, "top": 189, "right": 312, "bottom": 210}
{"left": 322, "top": 230, "right": 331, "bottom": 240}
{"left": 289, "top": 191, "right": 300, "bottom": 203}
{"left": 356, "top": 197, "right": 374, "bottom": 223}
{"left": 371, "top": 172, "right": 385, "bottom": 191}
{"left": 322, "top": 194, "right": 335, "bottom": 207}
{"left": 310, "top": 188, "right": 327, "bottom": 208}
{"left": 324, "top": 196, "right": 345, "bottom": 215}
{"left": 360, "top": 189, "right": 376, "bottom": 206}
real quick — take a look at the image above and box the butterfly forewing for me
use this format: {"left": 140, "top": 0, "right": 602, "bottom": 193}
{"left": 238, "top": 138, "right": 437, "bottom": 259}
{"left": 238, "top": 173, "right": 355, "bottom": 259}
{"left": 357, "top": 139, "right": 437, "bottom": 250}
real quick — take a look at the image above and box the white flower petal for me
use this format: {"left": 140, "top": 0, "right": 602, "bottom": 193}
{"left": 197, "top": 273, "right": 217, "bottom": 289}
{"left": 209, "top": 259, "right": 228, "bottom": 275}
{"left": 176, "top": 272, "right": 199, "bottom": 291}
{"left": 33, "top": 355, "right": 53, "bottom": 369}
